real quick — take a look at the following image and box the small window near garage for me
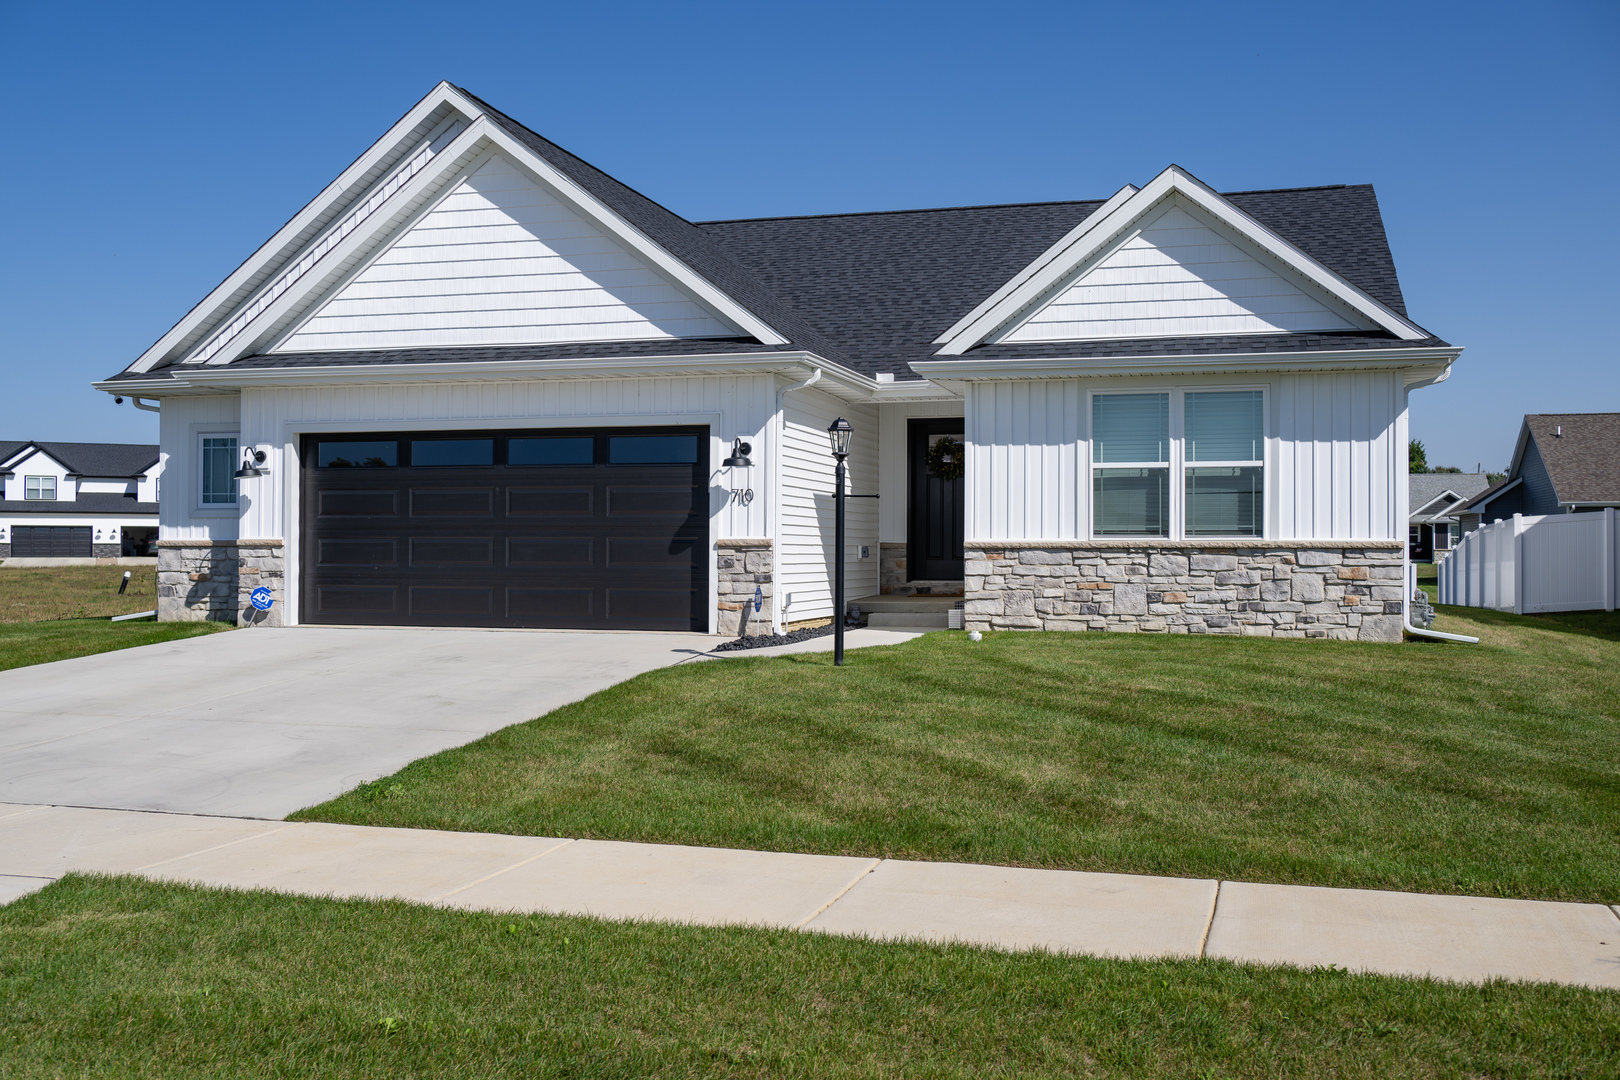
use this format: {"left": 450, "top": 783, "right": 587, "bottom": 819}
{"left": 608, "top": 435, "right": 699, "bottom": 464}
{"left": 318, "top": 440, "right": 398, "bottom": 468}
{"left": 24, "top": 475, "right": 56, "bottom": 500}
{"left": 201, "top": 437, "right": 238, "bottom": 505}
{"left": 509, "top": 437, "right": 594, "bottom": 466}
{"left": 410, "top": 439, "right": 494, "bottom": 467}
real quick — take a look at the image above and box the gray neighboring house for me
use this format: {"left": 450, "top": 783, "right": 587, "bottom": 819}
{"left": 1455, "top": 413, "right": 1620, "bottom": 534}
{"left": 0, "top": 440, "right": 162, "bottom": 561}
{"left": 1407, "top": 472, "right": 1493, "bottom": 562}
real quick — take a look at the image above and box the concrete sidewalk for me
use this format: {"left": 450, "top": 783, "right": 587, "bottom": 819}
{"left": 4, "top": 802, "right": 1617, "bottom": 990}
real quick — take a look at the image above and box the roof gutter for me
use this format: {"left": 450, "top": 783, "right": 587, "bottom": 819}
{"left": 911, "top": 346, "right": 1463, "bottom": 382}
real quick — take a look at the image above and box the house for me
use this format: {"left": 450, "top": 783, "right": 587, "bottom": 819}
{"left": 1407, "top": 472, "right": 1493, "bottom": 562}
{"left": 0, "top": 441, "right": 161, "bottom": 561}
{"left": 95, "top": 83, "right": 1460, "bottom": 641}
{"left": 1455, "top": 413, "right": 1620, "bottom": 533}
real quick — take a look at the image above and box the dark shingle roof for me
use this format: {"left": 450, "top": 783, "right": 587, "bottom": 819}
{"left": 1524, "top": 413, "right": 1620, "bottom": 503}
{"left": 1410, "top": 473, "right": 1494, "bottom": 519}
{"left": 2, "top": 493, "right": 158, "bottom": 515}
{"left": 2, "top": 441, "right": 159, "bottom": 477}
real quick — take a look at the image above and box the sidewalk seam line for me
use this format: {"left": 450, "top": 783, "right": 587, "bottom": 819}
{"left": 0, "top": 805, "right": 50, "bottom": 822}
{"left": 793, "top": 858, "right": 883, "bottom": 931}
{"left": 434, "top": 839, "right": 576, "bottom": 902}
{"left": 130, "top": 823, "right": 298, "bottom": 874}
{"left": 1198, "top": 880, "right": 1222, "bottom": 960}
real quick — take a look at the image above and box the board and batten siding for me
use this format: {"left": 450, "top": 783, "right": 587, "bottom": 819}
{"left": 778, "top": 388, "right": 878, "bottom": 624}
{"left": 997, "top": 199, "right": 1359, "bottom": 343}
{"left": 964, "top": 371, "right": 1404, "bottom": 543}
{"left": 159, "top": 394, "right": 242, "bottom": 541}
{"left": 276, "top": 152, "right": 738, "bottom": 353}
{"left": 877, "top": 400, "right": 964, "bottom": 543}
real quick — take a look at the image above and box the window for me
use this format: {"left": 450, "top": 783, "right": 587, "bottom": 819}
{"left": 318, "top": 440, "right": 398, "bottom": 468}
{"left": 411, "top": 439, "right": 494, "bottom": 467}
{"left": 1092, "top": 394, "right": 1169, "bottom": 536}
{"left": 608, "top": 435, "right": 699, "bottom": 464}
{"left": 1091, "top": 389, "right": 1266, "bottom": 539}
{"left": 1183, "top": 391, "right": 1263, "bottom": 537}
{"left": 201, "top": 436, "right": 238, "bottom": 505}
{"left": 509, "top": 437, "right": 594, "bottom": 465}
{"left": 24, "top": 476, "right": 56, "bottom": 501}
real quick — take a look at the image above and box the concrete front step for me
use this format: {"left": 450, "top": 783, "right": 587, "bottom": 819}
{"left": 867, "top": 612, "right": 951, "bottom": 630}
{"left": 848, "top": 594, "right": 961, "bottom": 614}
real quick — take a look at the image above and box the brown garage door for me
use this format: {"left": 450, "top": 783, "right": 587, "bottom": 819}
{"left": 12, "top": 526, "right": 93, "bottom": 558}
{"left": 300, "top": 427, "right": 708, "bottom": 630}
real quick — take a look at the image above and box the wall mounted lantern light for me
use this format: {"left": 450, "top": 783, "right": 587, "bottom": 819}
{"left": 233, "top": 448, "right": 269, "bottom": 480}
{"left": 723, "top": 438, "right": 754, "bottom": 469}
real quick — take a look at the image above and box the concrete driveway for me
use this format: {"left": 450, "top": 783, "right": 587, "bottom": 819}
{"left": 0, "top": 626, "right": 719, "bottom": 818}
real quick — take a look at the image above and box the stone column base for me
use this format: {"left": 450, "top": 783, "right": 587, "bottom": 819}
{"left": 157, "top": 539, "right": 285, "bottom": 626}
{"left": 717, "top": 539, "right": 772, "bottom": 636}
{"left": 964, "top": 542, "right": 1406, "bottom": 642}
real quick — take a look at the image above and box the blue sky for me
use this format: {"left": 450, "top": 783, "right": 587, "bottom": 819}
{"left": 2, "top": 0, "right": 1615, "bottom": 471}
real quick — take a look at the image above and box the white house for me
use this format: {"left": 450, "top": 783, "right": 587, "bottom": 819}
{"left": 97, "top": 83, "right": 1459, "bottom": 640}
{"left": 0, "top": 441, "right": 161, "bottom": 561}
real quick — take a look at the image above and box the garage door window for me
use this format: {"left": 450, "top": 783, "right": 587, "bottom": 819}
{"left": 608, "top": 435, "right": 699, "bottom": 464}
{"left": 510, "top": 437, "right": 594, "bottom": 466}
{"left": 411, "top": 439, "right": 494, "bottom": 467}
{"left": 319, "top": 441, "right": 398, "bottom": 468}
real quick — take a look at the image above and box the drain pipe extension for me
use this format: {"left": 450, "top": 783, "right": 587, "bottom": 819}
{"left": 771, "top": 367, "right": 823, "bottom": 634}
{"left": 1402, "top": 549, "right": 1477, "bottom": 643}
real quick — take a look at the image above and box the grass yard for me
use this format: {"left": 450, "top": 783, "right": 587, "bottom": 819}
{"left": 0, "top": 564, "right": 161, "bottom": 623}
{"left": 0, "top": 618, "right": 227, "bottom": 673}
{"left": 300, "top": 604, "right": 1620, "bottom": 905}
{"left": 1, "top": 875, "right": 1613, "bottom": 1079}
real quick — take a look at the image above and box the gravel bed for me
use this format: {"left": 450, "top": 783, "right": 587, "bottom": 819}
{"left": 711, "top": 623, "right": 843, "bottom": 652}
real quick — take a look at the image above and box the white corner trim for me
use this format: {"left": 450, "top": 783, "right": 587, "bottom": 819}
{"left": 933, "top": 165, "right": 1429, "bottom": 355}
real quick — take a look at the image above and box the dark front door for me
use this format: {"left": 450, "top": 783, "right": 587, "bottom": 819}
{"left": 300, "top": 426, "right": 708, "bottom": 630}
{"left": 12, "top": 526, "right": 92, "bottom": 557}
{"left": 907, "top": 418, "right": 965, "bottom": 581}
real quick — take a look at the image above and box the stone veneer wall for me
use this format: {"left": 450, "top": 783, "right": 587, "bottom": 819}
{"left": 158, "top": 540, "right": 285, "bottom": 626}
{"left": 879, "top": 542, "right": 964, "bottom": 596}
{"left": 92, "top": 543, "right": 121, "bottom": 559}
{"left": 716, "top": 539, "right": 772, "bottom": 636}
{"left": 964, "top": 542, "right": 1407, "bottom": 642}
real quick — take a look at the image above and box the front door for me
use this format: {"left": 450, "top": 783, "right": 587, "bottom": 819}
{"left": 907, "top": 418, "right": 965, "bottom": 581}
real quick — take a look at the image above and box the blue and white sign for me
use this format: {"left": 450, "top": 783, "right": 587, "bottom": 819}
{"left": 250, "top": 586, "right": 274, "bottom": 611}
{"left": 753, "top": 585, "right": 763, "bottom": 613}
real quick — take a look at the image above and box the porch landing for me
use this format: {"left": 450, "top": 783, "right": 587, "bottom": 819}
{"left": 849, "top": 594, "right": 961, "bottom": 630}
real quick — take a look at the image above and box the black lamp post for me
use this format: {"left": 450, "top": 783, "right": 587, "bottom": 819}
{"left": 827, "top": 417, "right": 853, "bottom": 665}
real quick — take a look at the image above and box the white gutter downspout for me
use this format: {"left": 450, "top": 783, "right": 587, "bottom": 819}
{"left": 1404, "top": 547, "right": 1477, "bottom": 643}
{"left": 771, "top": 367, "right": 822, "bottom": 634}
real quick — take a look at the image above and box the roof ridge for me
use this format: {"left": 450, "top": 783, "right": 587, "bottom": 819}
{"left": 698, "top": 198, "right": 1106, "bottom": 225}
{"left": 1221, "top": 183, "right": 1355, "bottom": 196}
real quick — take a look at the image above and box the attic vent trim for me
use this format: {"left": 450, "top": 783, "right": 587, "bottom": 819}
{"left": 184, "top": 117, "right": 470, "bottom": 367}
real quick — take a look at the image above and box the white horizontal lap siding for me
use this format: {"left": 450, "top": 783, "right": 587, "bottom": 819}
{"left": 276, "top": 154, "right": 736, "bottom": 352}
{"left": 1002, "top": 203, "right": 1357, "bottom": 343}
{"left": 964, "top": 380, "right": 1081, "bottom": 542}
{"left": 877, "top": 401, "right": 965, "bottom": 543}
{"left": 242, "top": 373, "right": 775, "bottom": 544}
{"left": 779, "top": 390, "right": 878, "bottom": 621}
{"left": 161, "top": 394, "right": 242, "bottom": 541}
{"left": 1275, "top": 371, "right": 1400, "bottom": 540}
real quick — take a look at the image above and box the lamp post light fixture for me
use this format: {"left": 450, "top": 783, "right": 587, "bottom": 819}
{"left": 827, "top": 417, "right": 853, "bottom": 665}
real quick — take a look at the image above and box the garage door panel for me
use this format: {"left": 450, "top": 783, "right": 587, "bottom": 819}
{"left": 410, "top": 537, "right": 495, "bottom": 566}
{"left": 410, "top": 488, "right": 495, "bottom": 517}
{"left": 507, "top": 537, "right": 594, "bottom": 567}
{"left": 302, "top": 426, "right": 707, "bottom": 631}
{"left": 318, "top": 538, "right": 398, "bottom": 566}
{"left": 318, "top": 490, "right": 397, "bottom": 517}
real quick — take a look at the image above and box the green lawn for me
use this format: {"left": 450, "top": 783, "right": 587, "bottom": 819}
{"left": 299, "top": 604, "right": 1620, "bottom": 905}
{"left": 0, "top": 564, "right": 162, "bottom": 623}
{"left": 1, "top": 875, "right": 1612, "bottom": 1079}
{"left": 0, "top": 619, "right": 227, "bottom": 673}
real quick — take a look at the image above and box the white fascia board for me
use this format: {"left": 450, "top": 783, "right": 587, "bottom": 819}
{"left": 911, "top": 346, "right": 1462, "bottom": 382}
{"left": 190, "top": 123, "right": 491, "bottom": 366}
{"left": 871, "top": 379, "right": 962, "bottom": 402}
{"left": 1506, "top": 420, "right": 1533, "bottom": 479}
{"left": 473, "top": 124, "right": 787, "bottom": 346}
{"left": 126, "top": 82, "right": 474, "bottom": 374}
{"left": 1411, "top": 491, "right": 1465, "bottom": 517}
{"left": 934, "top": 166, "right": 1429, "bottom": 355}
{"left": 931, "top": 184, "right": 1139, "bottom": 348}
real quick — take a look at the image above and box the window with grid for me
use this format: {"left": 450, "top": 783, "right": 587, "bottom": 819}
{"left": 24, "top": 476, "right": 56, "bottom": 500}
{"left": 201, "top": 436, "right": 238, "bottom": 505}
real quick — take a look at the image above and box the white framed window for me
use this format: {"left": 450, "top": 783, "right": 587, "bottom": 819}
{"left": 200, "top": 435, "right": 239, "bottom": 506}
{"left": 1090, "top": 387, "right": 1266, "bottom": 539}
{"left": 24, "top": 476, "right": 57, "bottom": 501}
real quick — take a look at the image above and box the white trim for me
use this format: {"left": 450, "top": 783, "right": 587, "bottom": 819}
{"left": 933, "top": 165, "right": 1429, "bottom": 355}
{"left": 197, "top": 433, "right": 240, "bottom": 509}
{"left": 912, "top": 346, "right": 1462, "bottom": 384}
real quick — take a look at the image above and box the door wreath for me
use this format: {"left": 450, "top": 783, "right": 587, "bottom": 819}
{"left": 927, "top": 436, "right": 965, "bottom": 480}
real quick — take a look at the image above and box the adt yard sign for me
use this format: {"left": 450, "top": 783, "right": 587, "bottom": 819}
{"left": 250, "top": 586, "right": 274, "bottom": 611}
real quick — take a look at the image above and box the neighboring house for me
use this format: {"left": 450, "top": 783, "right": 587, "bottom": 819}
{"left": 1408, "top": 473, "right": 1493, "bottom": 562}
{"left": 0, "top": 441, "right": 161, "bottom": 560}
{"left": 96, "top": 83, "right": 1460, "bottom": 641}
{"left": 1455, "top": 413, "right": 1620, "bottom": 533}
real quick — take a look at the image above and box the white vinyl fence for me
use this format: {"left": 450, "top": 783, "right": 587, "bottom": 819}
{"left": 1438, "top": 508, "right": 1618, "bottom": 614}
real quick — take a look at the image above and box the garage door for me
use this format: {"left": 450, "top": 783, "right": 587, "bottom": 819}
{"left": 12, "top": 526, "right": 93, "bottom": 558}
{"left": 300, "top": 427, "right": 708, "bottom": 630}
